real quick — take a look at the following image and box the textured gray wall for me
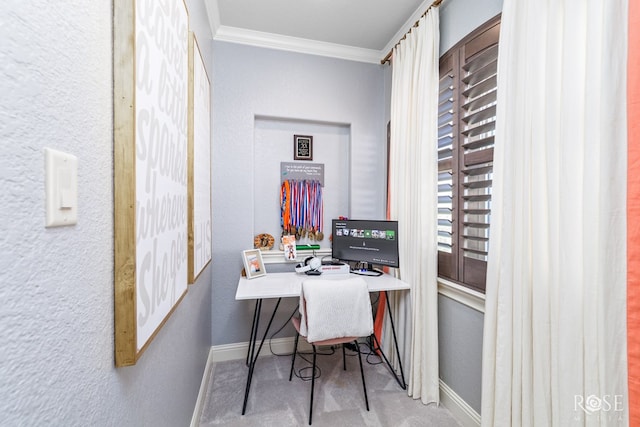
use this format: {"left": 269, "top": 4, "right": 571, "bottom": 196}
{"left": 440, "top": 0, "right": 503, "bottom": 54}
{"left": 211, "top": 42, "right": 387, "bottom": 346}
{"left": 439, "top": 295, "right": 485, "bottom": 413}
{"left": 0, "top": 0, "right": 213, "bottom": 425}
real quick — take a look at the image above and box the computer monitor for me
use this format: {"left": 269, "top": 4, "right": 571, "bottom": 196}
{"left": 331, "top": 219, "right": 399, "bottom": 276}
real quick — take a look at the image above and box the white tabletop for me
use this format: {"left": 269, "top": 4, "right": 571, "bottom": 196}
{"left": 235, "top": 271, "right": 411, "bottom": 300}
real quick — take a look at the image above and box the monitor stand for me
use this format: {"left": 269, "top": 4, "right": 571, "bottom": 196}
{"left": 351, "top": 263, "right": 383, "bottom": 277}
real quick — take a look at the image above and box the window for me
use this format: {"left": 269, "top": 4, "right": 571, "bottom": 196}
{"left": 437, "top": 16, "right": 500, "bottom": 293}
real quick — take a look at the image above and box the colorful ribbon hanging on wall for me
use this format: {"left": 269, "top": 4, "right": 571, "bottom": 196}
{"left": 280, "top": 179, "right": 324, "bottom": 241}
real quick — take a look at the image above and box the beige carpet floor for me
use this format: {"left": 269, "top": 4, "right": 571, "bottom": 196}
{"left": 199, "top": 345, "right": 463, "bottom": 427}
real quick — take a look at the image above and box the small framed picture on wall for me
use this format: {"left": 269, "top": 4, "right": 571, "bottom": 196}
{"left": 294, "top": 135, "right": 313, "bottom": 161}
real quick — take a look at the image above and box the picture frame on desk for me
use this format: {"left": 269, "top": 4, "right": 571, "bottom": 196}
{"left": 242, "top": 249, "right": 266, "bottom": 279}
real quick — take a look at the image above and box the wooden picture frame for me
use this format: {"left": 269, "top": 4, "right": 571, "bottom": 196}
{"left": 188, "top": 32, "right": 212, "bottom": 284}
{"left": 294, "top": 135, "right": 313, "bottom": 161}
{"left": 242, "top": 249, "right": 267, "bottom": 279}
{"left": 113, "top": 0, "right": 189, "bottom": 367}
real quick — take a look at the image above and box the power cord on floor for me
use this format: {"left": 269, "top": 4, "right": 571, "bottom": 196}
{"left": 291, "top": 354, "right": 322, "bottom": 382}
{"left": 340, "top": 338, "right": 384, "bottom": 366}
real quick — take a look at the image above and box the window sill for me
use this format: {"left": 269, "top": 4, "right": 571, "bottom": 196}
{"left": 437, "top": 277, "right": 485, "bottom": 313}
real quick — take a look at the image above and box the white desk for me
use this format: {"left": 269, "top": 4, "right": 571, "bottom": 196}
{"left": 235, "top": 271, "right": 410, "bottom": 300}
{"left": 236, "top": 271, "right": 411, "bottom": 415}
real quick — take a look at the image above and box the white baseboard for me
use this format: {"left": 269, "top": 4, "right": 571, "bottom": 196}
{"left": 209, "top": 336, "right": 312, "bottom": 363}
{"left": 439, "top": 379, "right": 481, "bottom": 427}
{"left": 190, "top": 347, "right": 216, "bottom": 427}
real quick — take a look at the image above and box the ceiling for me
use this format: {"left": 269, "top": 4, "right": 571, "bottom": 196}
{"left": 204, "top": 0, "right": 431, "bottom": 63}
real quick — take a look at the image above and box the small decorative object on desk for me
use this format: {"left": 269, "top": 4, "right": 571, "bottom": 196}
{"left": 254, "top": 233, "right": 274, "bottom": 251}
{"left": 242, "top": 249, "right": 266, "bottom": 279}
{"left": 282, "top": 235, "right": 296, "bottom": 261}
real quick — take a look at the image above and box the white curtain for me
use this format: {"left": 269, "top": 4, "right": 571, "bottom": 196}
{"left": 385, "top": 8, "right": 439, "bottom": 404}
{"left": 481, "top": 1, "right": 628, "bottom": 426}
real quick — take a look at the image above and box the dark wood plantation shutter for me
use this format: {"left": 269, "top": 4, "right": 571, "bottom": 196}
{"left": 437, "top": 16, "right": 500, "bottom": 292}
{"left": 437, "top": 53, "right": 456, "bottom": 279}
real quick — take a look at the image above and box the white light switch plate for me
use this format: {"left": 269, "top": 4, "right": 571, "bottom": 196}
{"left": 45, "top": 148, "right": 78, "bottom": 227}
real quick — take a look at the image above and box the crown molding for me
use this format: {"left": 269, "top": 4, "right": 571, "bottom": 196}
{"left": 204, "top": 0, "right": 220, "bottom": 37}
{"left": 214, "top": 26, "right": 384, "bottom": 64}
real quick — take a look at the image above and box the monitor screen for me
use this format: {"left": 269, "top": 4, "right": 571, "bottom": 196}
{"left": 331, "top": 219, "right": 399, "bottom": 269}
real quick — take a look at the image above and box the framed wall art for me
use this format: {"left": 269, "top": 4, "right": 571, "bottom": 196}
{"left": 188, "top": 32, "right": 212, "bottom": 284}
{"left": 294, "top": 135, "right": 313, "bottom": 161}
{"left": 113, "top": 0, "right": 189, "bottom": 367}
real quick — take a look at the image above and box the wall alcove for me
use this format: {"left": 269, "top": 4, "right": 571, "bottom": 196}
{"left": 253, "top": 115, "right": 351, "bottom": 253}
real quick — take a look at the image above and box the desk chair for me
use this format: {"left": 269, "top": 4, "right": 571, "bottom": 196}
{"left": 288, "top": 278, "right": 374, "bottom": 425}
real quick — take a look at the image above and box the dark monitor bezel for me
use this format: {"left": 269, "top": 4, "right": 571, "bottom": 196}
{"left": 331, "top": 219, "right": 399, "bottom": 270}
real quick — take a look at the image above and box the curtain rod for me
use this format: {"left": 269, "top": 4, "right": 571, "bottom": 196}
{"left": 380, "top": 0, "right": 443, "bottom": 65}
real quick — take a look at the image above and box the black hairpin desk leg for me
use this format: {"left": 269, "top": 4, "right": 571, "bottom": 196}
{"left": 242, "top": 297, "right": 282, "bottom": 415}
{"left": 245, "top": 300, "right": 260, "bottom": 367}
{"left": 371, "top": 290, "right": 406, "bottom": 390}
